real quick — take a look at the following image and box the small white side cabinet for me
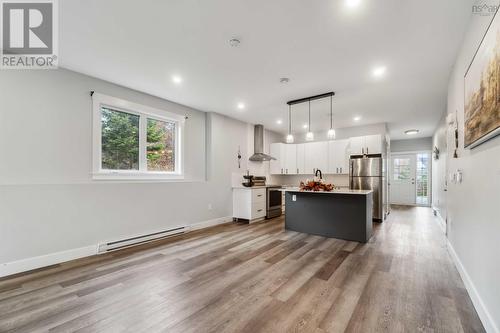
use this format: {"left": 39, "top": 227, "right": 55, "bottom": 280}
{"left": 233, "top": 188, "right": 266, "bottom": 222}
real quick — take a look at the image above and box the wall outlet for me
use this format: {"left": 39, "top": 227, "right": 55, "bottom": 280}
{"left": 292, "top": 195, "right": 297, "bottom": 201}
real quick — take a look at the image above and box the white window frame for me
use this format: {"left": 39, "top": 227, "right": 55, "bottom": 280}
{"left": 92, "top": 93, "right": 185, "bottom": 180}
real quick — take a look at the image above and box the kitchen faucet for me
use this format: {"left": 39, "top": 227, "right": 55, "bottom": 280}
{"left": 315, "top": 169, "right": 323, "bottom": 180}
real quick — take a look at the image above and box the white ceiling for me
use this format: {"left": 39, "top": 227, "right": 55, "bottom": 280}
{"left": 60, "top": 0, "right": 472, "bottom": 140}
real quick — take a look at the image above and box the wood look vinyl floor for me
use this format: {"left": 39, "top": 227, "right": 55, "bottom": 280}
{"left": 0, "top": 206, "right": 485, "bottom": 332}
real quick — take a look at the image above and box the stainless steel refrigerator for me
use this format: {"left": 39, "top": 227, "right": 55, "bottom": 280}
{"left": 350, "top": 157, "right": 385, "bottom": 221}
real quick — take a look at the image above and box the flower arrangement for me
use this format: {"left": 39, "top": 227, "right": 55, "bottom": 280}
{"left": 299, "top": 177, "right": 335, "bottom": 192}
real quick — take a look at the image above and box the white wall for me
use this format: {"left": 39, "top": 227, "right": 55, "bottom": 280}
{"left": 432, "top": 114, "right": 447, "bottom": 222}
{"left": 435, "top": 11, "right": 500, "bottom": 333}
{"left": 0, "top": 69, "right": 281, "bottom": 274}
{"left": 391, "top": 137, "right": 432, "bottom": 152}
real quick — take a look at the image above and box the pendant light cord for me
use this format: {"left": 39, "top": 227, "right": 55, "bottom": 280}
{"left": 288, "top": 105, "right": 292, "bottom": 135}
{"left": 330, "top": 95, "right": 333, "bottom": 129}
{"left": 308, "top": 99, "right": 311, "bottom": 132}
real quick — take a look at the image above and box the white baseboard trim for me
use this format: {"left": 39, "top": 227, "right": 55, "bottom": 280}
{"left": 432, "top": 207, "right": 446, "bottom": 234}
{"left": 447, "top": 240, "right": 499, "bottom": 333}
{"left": 0, "top": 215, "right": 234, "bottom": 279}
{"left": 0, "top": 245, "right": 98, "bottom": 278}
{"left": 189, "top": 216, "right": 233, "bottom": 231}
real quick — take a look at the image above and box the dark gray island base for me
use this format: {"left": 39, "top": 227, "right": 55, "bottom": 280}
{"left": 284, "top": 190, "right": 373, "bottom": 243}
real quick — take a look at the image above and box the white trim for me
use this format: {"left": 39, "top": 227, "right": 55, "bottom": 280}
{"left": 447, "top": 240, "right": 499, "bottom": 333}
{"left": 189, "top": 216, "right": 233, "bottom": 231}
{"left": 91, "top": 92, "right": 185, "bottom": 181}
{"left": 433, "top": 207, "right": 446, "bottom": 234}
{"left": 0, "top": 216, "right": 233, "bottom": 278}
{"left": 0, "top": 245, "right": 98, "bottom": 278}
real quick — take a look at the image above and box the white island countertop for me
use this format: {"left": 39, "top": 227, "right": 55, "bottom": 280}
{"left": 279, "top": 188, "right": 373, "bottom": 195}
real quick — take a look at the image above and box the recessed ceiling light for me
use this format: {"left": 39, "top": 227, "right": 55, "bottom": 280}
{"left": 172, "top": 75, "right": 182, "bottom": 84}
{"left": 405, "top": 129, "right": 419, "bottom": 135}
{"left": 303, "top": 123, "right": 308, "bottom": 129}
{"left": 237, "top": 102, "right": 245, "bottom": 110}
{"left": 372, "top": 66, "right": 387, "bottom": 78}
{"left": 229, "top": 38, "right": 241, "bottom": 47}
{"left": 345, "top": 0, "right": 361, "bottom": 8}
{"left": 276, "top": 119, "right": 283, "bottom": 125}
{"left": 353, "top": 116, "right": 361, "bottom": 121}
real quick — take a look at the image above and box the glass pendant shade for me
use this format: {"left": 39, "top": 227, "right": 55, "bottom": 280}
{"left": 286, "top": 105, "right": 294, "bottom": 143}
{"left": 306, "top": 131, "right": 314, "bottom": 141}
{"left": 327, "top": 128, "right": 336, "bottom": 139}
{"left": 286, "top": 134, "right": 294, "bottom": 143}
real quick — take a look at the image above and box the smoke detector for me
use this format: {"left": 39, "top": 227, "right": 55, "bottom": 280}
{"left": 229, "top": 38, "right": 241, "bottom": 47}
{"left": 280, "top": 77, "right": 290, "bottom": 84}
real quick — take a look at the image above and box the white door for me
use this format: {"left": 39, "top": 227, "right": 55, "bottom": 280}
{"left": 391, "top": 154, "right": 416, "bottom": 205}
{"left": 284, "top": 144, "right": 297, "bottom": 175}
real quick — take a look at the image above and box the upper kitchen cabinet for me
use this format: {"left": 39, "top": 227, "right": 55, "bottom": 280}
{"left": 327, "top": 139, "right": 350, "bottom": 174}
{"left": 270, "top": 143, "right": 285, "bottom": 174}
{"left": 296, "top": 144, "right": 306, "bottom": 174}
{"left": 349, "top": 134, "right": 382, "bottom": 156}
{"left": 284, "top": 144, "right": 297, "bottom": 175}
{"left": 270, "top": 143, "right": 297, "bottom": 175}
{"left": 304, "top": 141, "right": 328, "bottom": 174}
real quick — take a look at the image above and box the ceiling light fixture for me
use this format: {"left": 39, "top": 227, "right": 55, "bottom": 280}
{"left": 172, "top": 75, "right": 182, "bottom": 84}
{"left": 327, "top": 95, "right": 336, "bottom": 140}
{"left": 306, "top": 100, "right": 314, "bottom": 141}
{"left": 372, "top": 66, "right": 387, "bottom": 78}
{"left": 237, "top": 102, "right": 245, "bottom": 110}
{"left": 354, "top": 116, "right": 361, "bottom": 121}
{"left": 345, "top": 0, "right": 361, "bottom": 8}
{"left": 405, "top": 129, "right": 419, "bottom": 135}
{"left": 276, "top": 119, "right": 283, "bottom": 125}
{"left": 286, "top": 105, "right": 294, "bottom": 143}
{"left": 280, "top": 77, "right": 290, "bottom": 84}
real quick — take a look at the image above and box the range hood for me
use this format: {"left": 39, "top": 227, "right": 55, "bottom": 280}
{"left": 249, "top": 124, "right": 276, "bottom": 162}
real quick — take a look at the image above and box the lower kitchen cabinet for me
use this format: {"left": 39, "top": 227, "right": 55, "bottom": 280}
{"left": 232, "top": 188, "right": 266, "bottom": 222}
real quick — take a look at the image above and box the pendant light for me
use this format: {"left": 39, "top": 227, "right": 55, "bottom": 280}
{"left": 327, "top": 95, "right": 336, "bottom": 140}
{"left": 286, "top": 104, "right": 294, "bottom": 143}
{"left": 305, "top": 99, "right": 314, "bottom": 141}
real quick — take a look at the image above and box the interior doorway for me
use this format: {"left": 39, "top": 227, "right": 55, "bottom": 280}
{"left": 391, "top": 152, "right": 431, "bottom": 206}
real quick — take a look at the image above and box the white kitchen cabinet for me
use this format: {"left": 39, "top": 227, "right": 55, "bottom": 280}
{"left": 270, "top": 143, "right": 285, "bottom": 174}
{"left": 296, "top": 144, "right": 306, "bottom": 174}
{"left": 233, "top": 188, "right": 266, "bottom": 222}
{"left": 284, "top": 144, "right": 297, "bottom": 175}
{"left": 349, "top": 135, "right": 382, "bottom": 156}
{"left": 304, "top": 141, "right": 328, "bottom": 174}
{"left": 365, "top": 134, "right": 382, "bottom": 155}
{"left": 327, "top": 139, "right": 350, "bottom": 174}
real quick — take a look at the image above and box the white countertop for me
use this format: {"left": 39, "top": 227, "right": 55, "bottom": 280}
{"left": 232, "top": 185, "right": 281, "bottom": 189}
{"left": 279, "top": 187, "right": 373, "bottom": 195}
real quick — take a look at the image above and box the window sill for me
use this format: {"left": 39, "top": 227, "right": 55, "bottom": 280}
{"left": 92, "top": 171, "right": 184, "bottom": 182}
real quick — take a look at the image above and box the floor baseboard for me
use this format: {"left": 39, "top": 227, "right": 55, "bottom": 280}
{"left": 0, "top": 245, "right": 98, "bottom": 278}
{"left": 0, "top": 215, "right": 234, "bottom": 279}
{"left": 432, "top": 207, "right": 446, "bottom": 234}
{"left": 447, "top": 240, "right": 499, "bottom": 333}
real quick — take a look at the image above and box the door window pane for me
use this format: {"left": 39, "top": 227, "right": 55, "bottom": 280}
{"left": 393, "top": 158, "right": 411, "bottom": 180}
{"left": 147, "top": 118, "right": 176, "bottom": 172}
{"left": 101, "top": 107, "right": 140, "bottom": 170}
{"left": 416, "top": 153, "right": 430, "bottom": 205}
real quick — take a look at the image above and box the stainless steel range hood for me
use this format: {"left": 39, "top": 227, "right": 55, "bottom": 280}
{"left": 249, "top": 124, "right": 276, "bottom": 162}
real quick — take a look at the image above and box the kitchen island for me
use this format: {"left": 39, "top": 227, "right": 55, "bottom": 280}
{"left": 283, "top": 188, "right": 373, "bottom": 243}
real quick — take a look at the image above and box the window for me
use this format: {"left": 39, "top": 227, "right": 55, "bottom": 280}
{"left": 416, "top": 153, "right": 430, "bottom": 205}
{"left": 92, "top": 93, "right": 184, "bottom": 180}
{"left": 393, "top": 158, "right": 411, "bottom": 181}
